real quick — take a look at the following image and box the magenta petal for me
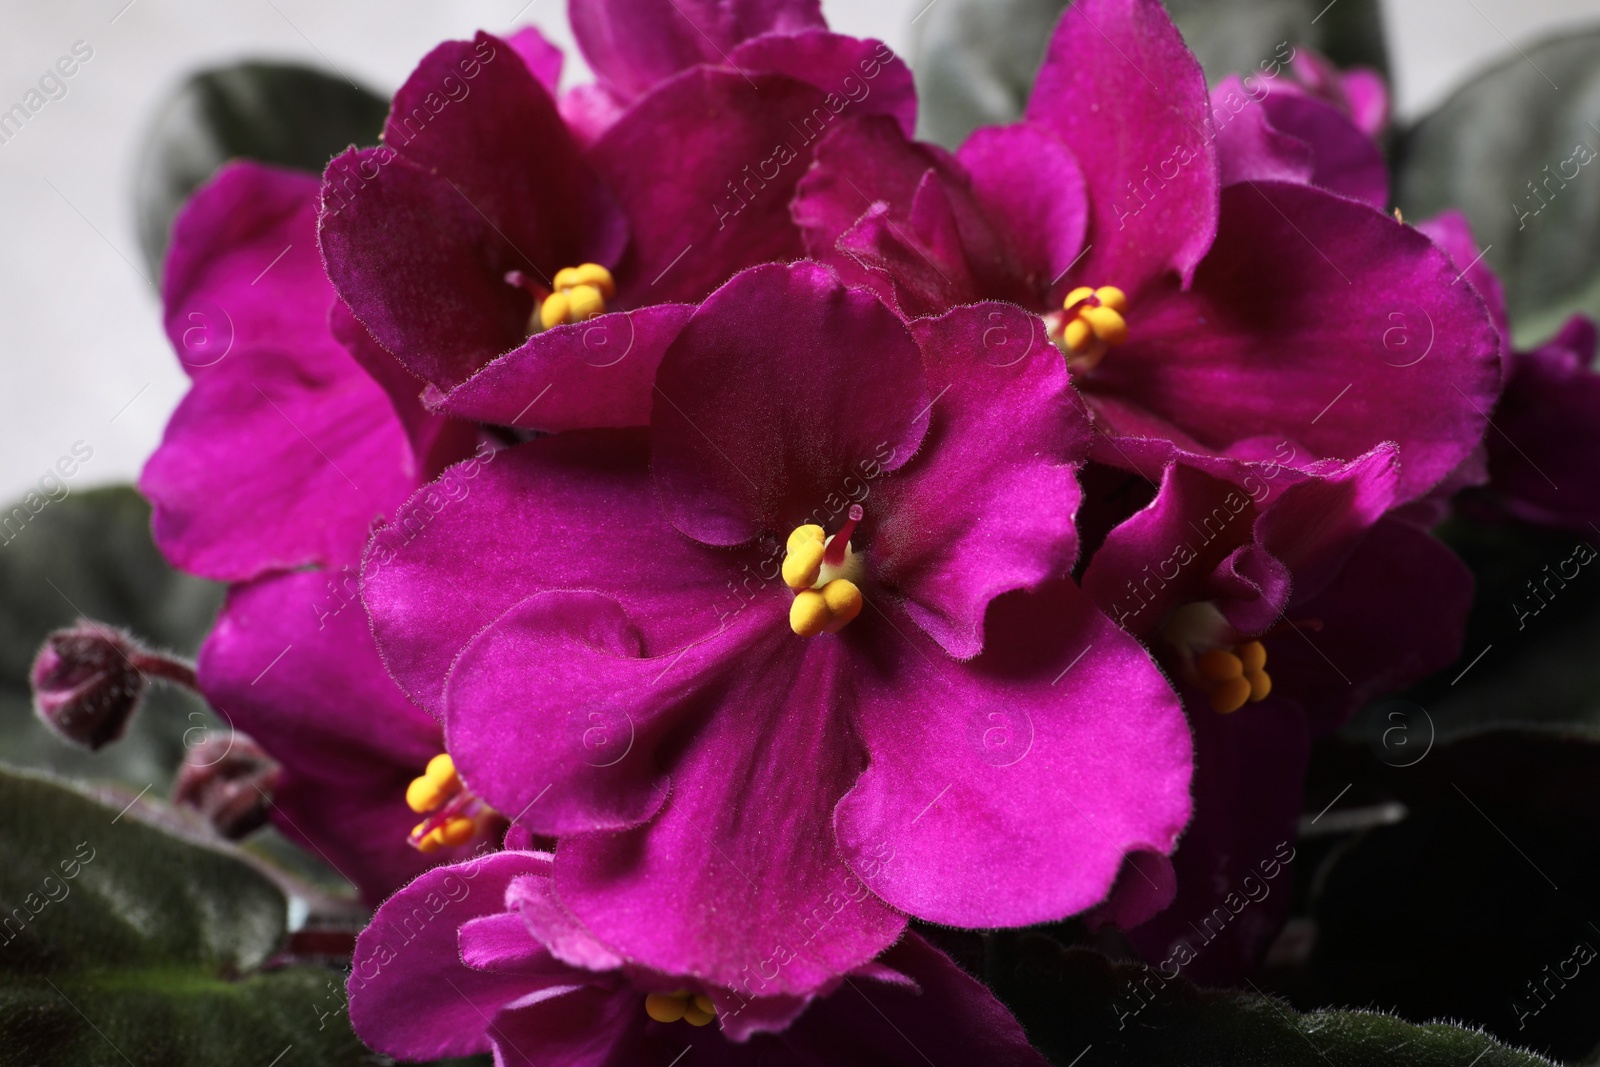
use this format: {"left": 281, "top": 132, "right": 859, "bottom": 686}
{"left": 323, "top": 34, "right": 624, "bottom": 390}
{"left": 1485, "top": 317, "right": 1600, "bottom": 528}
{"left": 728, "top": 31, "right": 915, "bottom": 137}
{"left": 329, "top": 302, "right": 479, "bottom": 479}
{"left": 589, "top": 69, "right": 822, "bottom": 307}
{"left": 1418, "top": 210, "right": 1510, "bottom": 364}
{"left": 142, "top": 163, "right": 414, "bottom": 581}
{"left": 570, "top": 0, "right": 824, "bottom": 101}
{"left": 768, "top": 935, "right": 1051, "bottom": 1066}
{"left": 349, "top": 853, "right": 564, "bottom": 1061}
{"left": 364, "top": 432, "right": 729, "bottom": 717}
{"left": 651, "top": 262, "right": 928, "bottom": 545}
{"left": 485, "top": 983, "right": 645, "bottom": 1067}
{"left": 1261, "top": 88, "right": 1388, "bottom": 209}
{"left": 506, "top": 873, "right": 627, "bottom": 973}
{"left": 1273, "top": 517, "right": 1473, "bottom": 736}
{"left": 1087, "top": 181, "right": 1499, "bottom": 503}
{"left": 429, "top": 303, "right": 693, "bottom": 431}
{"left": 557, "top": 622, "right": 907, "bottom": 997}
{"left": 506, "top": 25, "right": 564, "bottom": 96}
{"left": 197, "top": 570, "right": 441, "bottom": 902}
{"left": 444, "top": 590, "right": 684, "bottom": 834}
{"left": 1128, "top": 705, "right": 1308, "bottom": 985}
{"left": 956, "top": 121, "right": 1089, "bottom": 302}
{"left": 836, "top": 581, "right": 1191, "bottom": 927}
{"left": 1025, "top": 0, "right": 1218, "bottom": 293}
{"left": 1211, "top": 76, "right": 1316, "bottom": 189}
{"left": 871, "top": 303, "right": 1088, "bottom": 658}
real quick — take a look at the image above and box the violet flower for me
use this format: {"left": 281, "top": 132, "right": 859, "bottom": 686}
{"left": 321, "top": 16, "right": 915, "bottom": 436}
{"left": 1077, "top": 440, "right": 1472, "bottom": 981}
{"left": 349, "top": 850, "right": 1049, "bottom": 1065}
{"left": 791, "top": 0, "right": 1499, "bottom": 505}
{"left": 363, "top": 262, "right": 1192, "bottom": 995}
{"left": 141, "top": 162, "right": 487, "bottom": 901}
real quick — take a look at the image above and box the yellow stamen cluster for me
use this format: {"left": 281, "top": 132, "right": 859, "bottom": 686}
{"left": 644, "top": 990, "right": 716, "bottom": 1027}
{"left": 783, "top": 524, "right": 864, "bottom": 637}
{"left": 1058, "top": 285, "right": 1128, "bottom": 372}
{"left": 405, "top": 754, "right": 475, "bottom": 853}
{"left": 1196, "top": 641, "right": 1273, "bottom": 714}
{"left": 538, "top": 263, "right": 615, "bottom": 330}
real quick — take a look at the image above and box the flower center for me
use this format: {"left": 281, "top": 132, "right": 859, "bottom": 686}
{"left": 1161, "top": 602, "right": 1273, "bottom": 714}
{"left": 644, "top": 990, "right": 717, "bottom": 1027}
{"left": 1055, "top": 284, "right": 1128, "bottom": 373}
{"left": 782, "top": 504, "right": 865, "bottom": 637}
{"left": 509, "top": 263, "right": 616, "bottom": 334}
{"left": 403, "top": 753, "right": 496, "bottom": 853}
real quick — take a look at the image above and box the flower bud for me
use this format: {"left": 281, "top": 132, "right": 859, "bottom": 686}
{"left": 173, "top": 732, "right": 282, "bottom": 839}
{"left": 30, "top": 620, "right": 149, "bottom": 750}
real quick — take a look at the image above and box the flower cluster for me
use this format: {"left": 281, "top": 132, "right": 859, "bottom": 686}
{"left": 135, "top": 0, "right": 1600, "bottom": 1058}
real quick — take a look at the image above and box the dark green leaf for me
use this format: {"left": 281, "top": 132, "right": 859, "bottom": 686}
{"left": 133, "top": 62, "right": 389, "bottom": 279}
{"left": 0, "top": 486, "right": 222, "bottom": 793}
{"left": 1393, "top": 28, "right": 1600, "bottom": 343}
{"left": 910, "top": 0, "right": 1388, "bottom": 148}
{"left": 994, "top": 940, "right": 1554, "bottom": 1066}
{"left": 0, "top": 766, "right": 371, "bottom": 1066}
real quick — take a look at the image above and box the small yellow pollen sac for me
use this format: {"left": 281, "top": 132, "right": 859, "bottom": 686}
{"left": 406, "top": 753, "right": 462, "bottom": 813}
{"left": 1237, "top": 641, "right": 1267, "bottom": 673}
{"left": 1248, "top": 670, "right": 1273, "bottom": 702}
{"left": 644, "top": 993, "right": 688, "bottom": 1024}
{"left": 683, "top": 1004, "right": 716, "bottom": 1027}
{"left": 692, "top": 994, "right": 716, "bottom": 1015}
{"left": 1196, "top": 649, "right": 1244, "bottom": 683}
{"left": 790, "top": 589, "right": 831, "bottom": 638}
{"left": 538, "top": 263, "right": 616, "bottom": 330}
{"left": 1209, "top": 676, "right": 1253, "bottom": 714}
{"left": 820, "top": 578, "right": 863, "bottom": 634}
{"left": 787, "top": 524, "right": 825, "bottom": 553}
{"left": 782, "top": 537, "right": 826, "bottom": 592}
{"left": 1058, "top": 284, "right": 1131, "bottom": 367}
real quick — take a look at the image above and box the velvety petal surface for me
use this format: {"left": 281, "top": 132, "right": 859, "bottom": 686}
{"left": 1259, "top": 88, "right": 1388, "bottom": 209}
{"left": 322, "top": 34, "right": 625, "bottom": 390}
{"left": 651, "top": 262, "right": 928, "bottom": 545}
{"left": 349, "top": 853, "right": 569, "bottom": 1062}
{"left": 364, "top": 431, "right": 732, "bottom": 718}
{"left": 552, "top": 613, "right": 907, "bottom": 996}
{"left": 870, "top": 303, "right": 1088, "bottom": 658}
{"left": 1127, "top": 703, "right": 1307, "bottom": 986}
{"left": 143, "top": 162, "right": 415, "bottom": 581}
{"left": 1083, "top": 181, "right": 1499, "bottom": 503}
{"left": 835, "top": 580, "right": 1191, "bottom": 927}
{"left": 1485, "top": 317, "right": 1600, "bottom": 528}
{"left": 1025, "top": 0, "right": 1218, "bottom": 293}
{"left": 728, "top": 31, "right": 915, "bottom": 137}
{"left": 1271, "top": 517, "right": 1473, "bottom": 737}
{"left": 429, "top": 302, "right": 694, "bottom": 432}
{"left": 570, "top": 0, "right": 825, "bottom": 101}
{"left": 198, "top": 569, "right": 442, "bottom": 902}
{"left": 955, "top": 121, "right": 1089, "bottom": 303}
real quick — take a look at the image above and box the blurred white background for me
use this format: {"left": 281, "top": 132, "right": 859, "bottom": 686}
{"left": 1, "top": 0, "right": 1595, "bottom": 503}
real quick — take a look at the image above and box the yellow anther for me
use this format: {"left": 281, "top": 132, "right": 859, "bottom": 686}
{"left": 1058, "top": 284, "right": 1131, "bottom": 368}
{"left": 406, "top": 753, "right": 462, "bottom": 813}
{"left": 782, "top": 538, "right": 826, "bottom": 591}
{"left": 1248, "top": 670, "right": 1272, "bottom": 702}
{"left": 790, "top": 589, "right": 831, "bottom": 638}
{"left": 1209, "top": 676, "right": 1253, "bottom": 714}
{"left": 692, "top": 994, "right": 715, "bottom": 1015}
{"left": 438, "top": 816, "right": 476, "bottom": 847}
{"left": 683, "top": 1004, "right": 715, "bottom": 1027}
{"left": 820, "top": 579, "right": 863, "bottom": 634}
{"left": 1196, "top": 649, "right": 1244, "bottom": 683}
{"left": 1237, "top": 641, "right": 1267, "bottom": 673}
{"left": 645, "top": 992, "right": 688, "bottom": 1024}
{"left": 412, "top": 819, "right": 446, "bottom": 853}
{"left": 787, "top": 524, "right": 825, "bottom": 553}
{"left": 552, "top": 263, "right": 616, "bottom": 298}
{"left": 538, "top": 264, "right": 616, "bottom": 330}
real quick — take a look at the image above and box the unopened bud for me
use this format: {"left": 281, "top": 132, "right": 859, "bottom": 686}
{"left": 174, "top": 733, "right": 281, "bottom": 839}
{"left": 30, "top": 619, "right": 199, "bottom": 750}
{"left": 31, "top": 621, "right": 148, "bottom": 749}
